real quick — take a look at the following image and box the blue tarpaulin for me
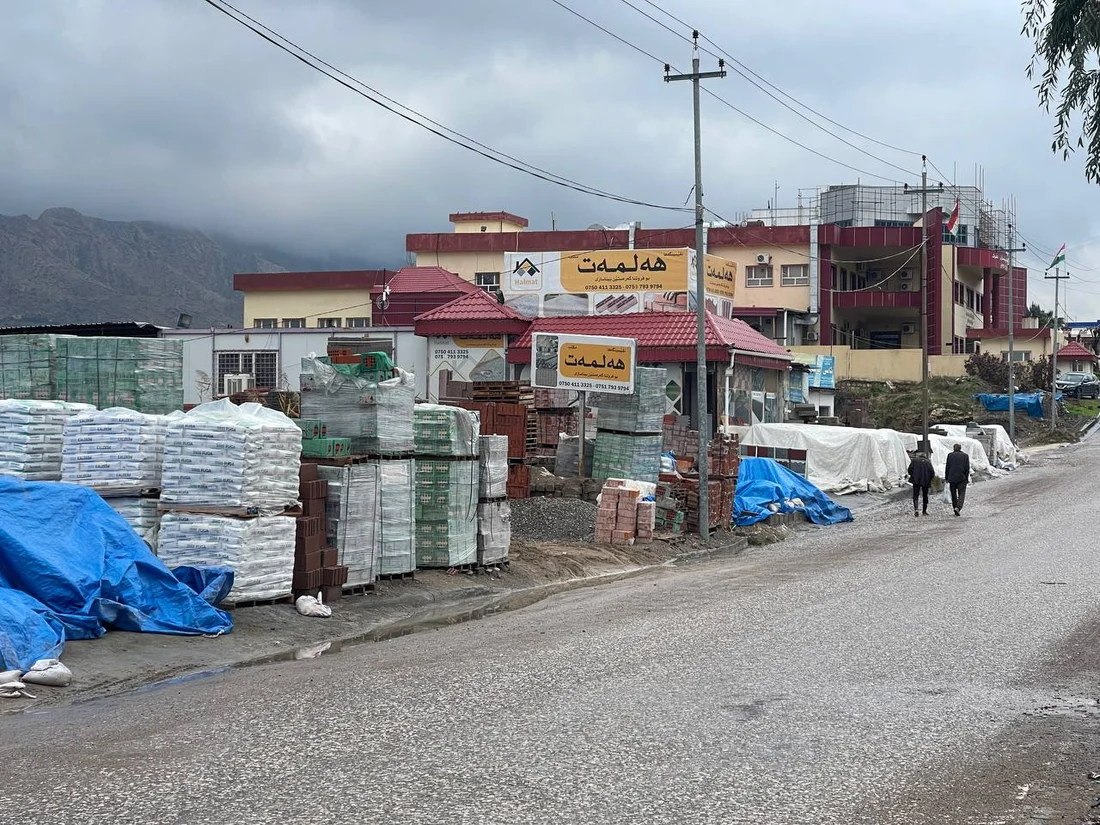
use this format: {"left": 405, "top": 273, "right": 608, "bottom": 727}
{"left": 0, "top": 477, "right": 233, "bottom": 671}
{"left": 734, "top": 457, "right": 854, "bottom": 527}
{"left": 975, "top": 392, "right": 1056, "bottom": 419}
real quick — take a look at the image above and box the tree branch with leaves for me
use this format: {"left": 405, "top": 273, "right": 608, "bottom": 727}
{"left": 1024, "top": 0, "right": 1100, "bottom": 182}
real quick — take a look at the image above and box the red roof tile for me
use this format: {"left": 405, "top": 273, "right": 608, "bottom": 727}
{"left": 376, "top": 266, "right": 479, "bottom": 295}
{"left": 414, "top": 288, "right": 528, "bottom": 323}
{"left": 1057, "top": 340, "right": 1095, "bottom": 359}
{"left": 507, "top": 311, "right": 790, "bottom": 365}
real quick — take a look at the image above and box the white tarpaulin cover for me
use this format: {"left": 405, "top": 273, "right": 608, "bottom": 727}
{"left": 743, "top": 423, "right": 909, "bottom": 495}
{"left": 932, "top": 423, "right": 1018, "bottom": 469}
{"left": 894, "top": 431, "right": 996, "bottom": 482}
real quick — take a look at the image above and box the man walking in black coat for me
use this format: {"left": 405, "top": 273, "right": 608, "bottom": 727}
{"left": 907, "top": 450, "right": 934, "bottom": 517}
{"left": 945, "top": 443, "right": 970, "bottom": 516}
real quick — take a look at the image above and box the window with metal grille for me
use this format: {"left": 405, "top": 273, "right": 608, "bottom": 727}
{"left": 253, "top": 318, "right": 277, "bottom": 329}
{"left": 282, "top": 318, "right": 305, "bottom": 329}
{"left": 475, "top": 272, "right": 500, "bottom": 292}
{"left": 780, "top": 264, "right": 809, "bottom": 286}
{"left": 746, "top": 265, "right": 774, "bottom": 287}
{"left": 317, "top": 317, "right": 342, "bottom": 328}
{"left": 215, "top": 351, "right": 278, "bottom": 394}
{"left": 345, "top": 317, "right": 370, "bottom": 328}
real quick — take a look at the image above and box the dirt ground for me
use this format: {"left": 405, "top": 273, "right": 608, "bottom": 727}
{"left": 2, "top": 531, "right": 747, "bottom": 714}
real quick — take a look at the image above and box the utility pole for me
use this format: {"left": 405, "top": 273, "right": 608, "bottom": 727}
{"left": 1046, "top": 266, "right": 1069, "bottom": 430}
{"left": 1003, "top": 224, "right": 1026, "bottom": 443}
{"left": 665, "top": 33, "right": 725, "bottom": 540}
{"left": 902, "top": 158, "right": 942, "bottom": 454}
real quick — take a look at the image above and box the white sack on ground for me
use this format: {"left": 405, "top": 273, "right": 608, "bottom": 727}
{"left": 743, "top": 423, "right": 908, "bottom": 495}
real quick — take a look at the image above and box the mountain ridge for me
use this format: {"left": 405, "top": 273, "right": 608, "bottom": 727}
{"left": 0, "top": 208, "right": 381, "bottom": 328}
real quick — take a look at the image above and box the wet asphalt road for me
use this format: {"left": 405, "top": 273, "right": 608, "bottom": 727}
{"left": 3, "top": 441, "right": 1099, "bottom": 824}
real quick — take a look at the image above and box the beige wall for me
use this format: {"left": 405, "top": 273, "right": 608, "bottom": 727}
{"left": 242, "top": 290, "right": 374, "bottom": 328}
{"left": 413, "top": 251, "right": 504, "bottom": 283}
{"left": 453, "top": 218, "right": 526, "bottom": 233}
{"left": 710, "top": 243, "right": 811, "bottom": 311}
{"left": 418, "top": 242, "right": 814, "bottom": 312}
{"left": 979, "top": 332, "right": 1053, "bottom": 361}
{"left": 790, "top": 345, "right": 969, "bottom": 382}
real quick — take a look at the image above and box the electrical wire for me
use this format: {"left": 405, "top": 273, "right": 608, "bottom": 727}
{"left": 616, "top": 0, "right": 919, "bottom": 177}
{"left": 547, "top": 0, "right": 910, "bottom": 184}
{"left": 636, "top": 0, "right": 922, "bottom": 158}
{"left": 201, "top": 0, "right": 691, "bottom": 214}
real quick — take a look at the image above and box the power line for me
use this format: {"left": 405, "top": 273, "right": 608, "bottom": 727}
{"left": 635, "top": 0, "right": 923, "bottom": 157}
{"left": 201, "top": 0, "right": 691, "bottom": 214}
{"left": 616, "top": 0, "right": 918, "bottom": 177}
{"left": 547, "top": 0, "right": 910, "bottom": 184}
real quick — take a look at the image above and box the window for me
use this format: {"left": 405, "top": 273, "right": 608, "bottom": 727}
{"left": 475, "top": 272, "right": 501, "bottom": 292}
{"left": 781, "top": 264, "right": 810, "bottom": 286}
{"left": 253, "top": 318, "right": 277, "bottom": 329}
{"left": 1002, "top": 351, "right": 1032, "bottom": 362}
{"left": 943, "top": 224, "right": 969, "bottom": 245}
{"left": 282, "top": 318, "right": 305, "bottom": 329}
{"left": 345, "top": 317, "right": 370, "bottom": 328}
{"left": 317, "top": 318, "right": 342, "bottom": 328}
{"left": 746, "top": 265, "right": 774, "bottom": 287}
{"left": 215, "top": 351, "right": 278, "bottom": 394}
{"left": 976, "top": 294, "right": 983, "bottom": 313}
{"left": 965, "top": 288, "right": 976, "bottom": 311}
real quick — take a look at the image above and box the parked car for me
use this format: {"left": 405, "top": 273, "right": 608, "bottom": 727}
{"left": 1055, "top": 371, "right": 1100, "bottom": 399}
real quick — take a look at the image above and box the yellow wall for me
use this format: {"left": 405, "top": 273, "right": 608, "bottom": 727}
{"left": 243, "top": 290, "right": 373, "bottom": 328}
{"left": 413, "top": 251, "right": 503, "bottom": 284}
{"left": 978, "top": 333, "right": 1053, "bottom": 360}
{"left": 453, "top": 218, "right": 526, "bottom": 233}
{"left": 709, "top": 243, "right": 811, "bottom": 311}
{"left": 790, "top": 345, "right": 969, "bottom": 382}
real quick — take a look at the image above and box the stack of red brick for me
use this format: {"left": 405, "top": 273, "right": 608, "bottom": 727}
{"left": 294, "top": 463, "right": 347, "bottom": 602}
{"left": 595, "top": 480, "right": 655, "bottom": 546}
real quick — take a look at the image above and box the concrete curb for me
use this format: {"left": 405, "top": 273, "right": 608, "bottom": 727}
{"left": 78, "top": 537, "right": 751, "bottom": 704}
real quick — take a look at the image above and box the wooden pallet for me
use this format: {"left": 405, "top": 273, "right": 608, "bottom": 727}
{"left": 157, "top": 503, "right": 303, "bottom": 518}
{"left": 342, "top": 582, "right": 377, "bottom": 595}
{"left": 376, "top": 570, "right": 416, "bottom": 581}
{"left": 95, "top": 486, "right": 161, "bottom": 499}
{"left": 220, "top": 594, "right": 294, "bottom": 610}
{"left": 311, "top": 453, "right": 414, "bottom": 466}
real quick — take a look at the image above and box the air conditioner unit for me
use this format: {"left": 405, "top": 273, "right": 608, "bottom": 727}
{"left": 901, "top": 323, "right": 916, "bottom": 335}
{"left": 755, "top": 253, "right": 772, "bottom": 265}
{"left": 224, "top": 373, "right": 255, "bottom": 395}
{"left": 804, "top": 331, "right": 820, "bottom": 342}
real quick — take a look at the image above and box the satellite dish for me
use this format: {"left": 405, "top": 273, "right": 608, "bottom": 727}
{"left": 495, "top": 289, "right": 505, "bottom": 304}
{"left": 376, "top": 283, "right": 391, "bottom": 311}
{"left": 586, "top": 223, "right": 609, "bottom": 231}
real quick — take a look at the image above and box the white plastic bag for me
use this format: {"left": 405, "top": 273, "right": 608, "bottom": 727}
{"left": 0, "top": 680, "right": 35, "bottom": 699}
{"left": 295, "top": 594, "right": 332, "bottom": 618}
{"left": 0, "top": 669, "right": 21, "bottom": 684}
{"left": 21, "top": 658, "right": 73, "bottom": 687}
{"left": 942, "top": 486, "right": 952, "bottom": 505}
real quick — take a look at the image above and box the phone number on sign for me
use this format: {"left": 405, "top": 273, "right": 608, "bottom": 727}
{"left": 559, "top": 379, "right": 632, "bottom": 393}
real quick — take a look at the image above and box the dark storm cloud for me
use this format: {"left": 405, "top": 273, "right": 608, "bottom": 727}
{"left": 0, "top": 0, "right": 1097, "bottom": 314}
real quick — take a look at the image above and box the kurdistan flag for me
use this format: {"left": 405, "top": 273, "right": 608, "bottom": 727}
{"left": 1048, "top": 243, "right": 1066, "bottom": 270}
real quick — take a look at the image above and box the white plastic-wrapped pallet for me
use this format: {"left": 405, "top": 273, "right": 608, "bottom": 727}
{"left": 157, "top": 512, "right": 295, "bottom": 603}
{"left": 477, "top": 500, "right": 511, "bottom": 566}
{"left": 317, "top": 464, "right": 381, "bottom": 587}
{"left": 107, "top": 497, "right": 161, "bottom": 551}
{"left": 478, "top": 435, "right": 508, "bottom": 499}
{"left": 61, "top": 407, "right": 171, "bottom": 491}
{"left": 160, "top": 400, "right": 301, "bottom": 514}
{"left": 0, "top": 399, "right": 95, "bottom": 481}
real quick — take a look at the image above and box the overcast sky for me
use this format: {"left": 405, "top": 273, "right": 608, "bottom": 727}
{"left": 2, "top": 0, "right": 1099, "bottom": 319}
